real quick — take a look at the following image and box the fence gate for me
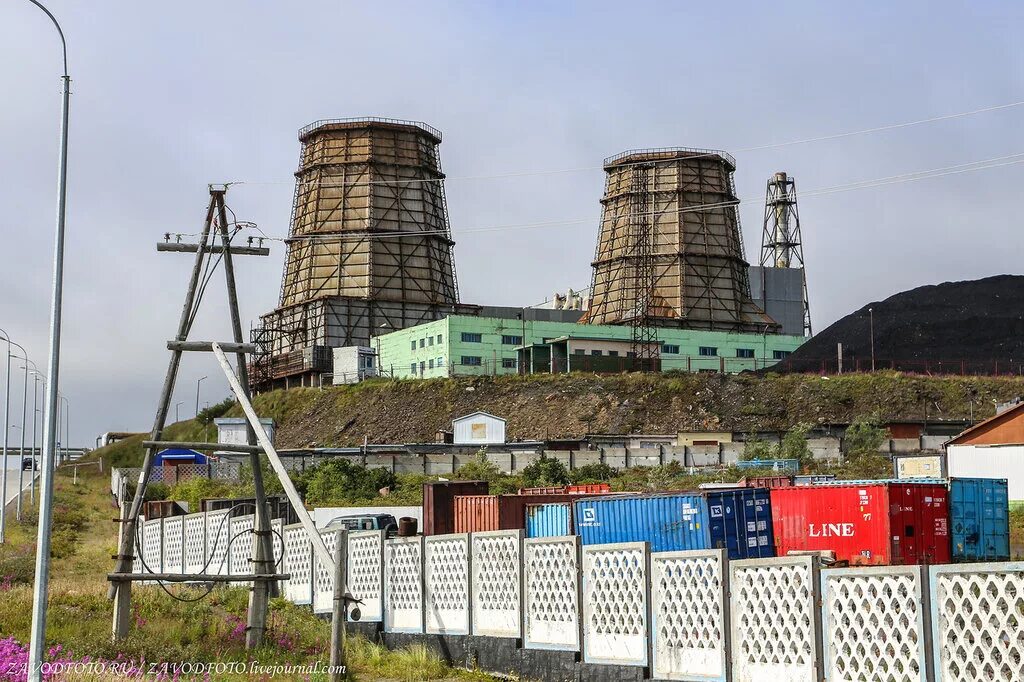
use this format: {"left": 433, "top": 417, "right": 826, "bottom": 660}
{"left": 929, "top": 562, "right": 1024, "bottom": 682}
{"left": 821, "top": 565, "right": 932, "bottom": 682}
{"left": 651, "top": 549, "right": 729, "bottom": 681}
{"left": 731, "top": 555, "right": 823, "bottom": 682}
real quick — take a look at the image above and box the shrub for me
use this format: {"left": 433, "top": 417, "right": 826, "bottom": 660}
{"left": 303, "top": 458, "right": 396, "bottom": 506}
{"left": 166, "top": 477, "right": 241, "bottom": 514}
{"left": 143, "top": 482, "right": 169, "bottom": 502}
{"left": 779, "top": 423, "right": 813, "bottom": 466}
{"left": 520, "top": 453, "right": 570, "bottom": 488}
{"left": 741, "top": 435, "right": 776, "bottom": 461}
{"left": 196, "top": 397, "right": 235, "bottom": 425}
{"left": 844, "top": 416, "right": 888, "bottom": 457}
{"left": 568, "top": 462, "right": 616, "bottom": 483}
{"left": 453, "top": 449, "right": 502, "bottom": 482}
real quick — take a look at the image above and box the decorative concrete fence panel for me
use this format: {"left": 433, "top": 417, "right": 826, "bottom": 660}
{"left": 929, "top": 562, "right": 1024, "bottom": 682}
{"left": 161, "top": 516, "right": 184, "bottom": 575}
{"left": 424, "top": 533, "right": 471, "bottom": 636}
{"left": 731, "top": 556, "right": 823, "bottom": 682}
{"left": 523, "top": 536, "right": 582, "bottom": 652}
{"left": 313, "top": 530, "right": 341, "bottom": 614}
{"left": 651, "top": 549, "right": 729, "bottom": 681}
{"left": 821, "top": 565, "right": 932, "bottom": 682}
{"left": 282, "top": 523, "right": 313, "bottom": 605}
{"left": 142, "top": 518, "right": 163, "bottom": 579}
{"left": 471, "top": 530, "right": 523, "bottom": 638}
{"left": 132, "top": 517, "right": 144, "bottom": 576}
{"left": 347, "top": 530, "right": 385, "bottom": 623}
{"left": 229, "top": 514, "right": 255, "bottom": 581}
{"left": 271, "top": 518, "right": 284, "bottom": 571}
{"left": 582, "top": 542, "right": 650, "bottom": 667}
{"left": 384, "top": 536, "right": 424, "bottom": 634}
{"left": 182, "top": 512, "right": 207, "bottom": 574}
{"left": 205, "top": 510, "right": 231, "bottom": 576}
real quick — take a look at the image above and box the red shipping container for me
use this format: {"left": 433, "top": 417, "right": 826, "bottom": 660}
{"left": 422, "top": 481, "right": 488, "bottom": 536}
{"left": 738, "top": 475, "right": 793, "bottom": 489}
{"left": 454, "top": 494, "right": 578, "bottom": 533}
{"left": 770, "top": 483, "right": 951, "bottom": 565}
{"left": 565, "top": 483, "right": 612, "bottom": 494}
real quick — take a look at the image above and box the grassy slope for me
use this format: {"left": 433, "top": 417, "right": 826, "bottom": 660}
{"left": 0, "top": 465, "right": 486, "bottom": 681}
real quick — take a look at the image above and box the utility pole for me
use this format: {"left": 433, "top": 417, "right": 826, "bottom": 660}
{"left": 30, "top": 371, "right": 40, "bottom": 505}
{"left": 195, "top": 376, "right": 206, "bottom": 417}
{"left": 0, "top": 333, "right": 26, "bottom": 543}
{"left": 868, "top": 307, "right": 875, "bottom": 372}
{"left": 16, "top": 361, "right": 28, "bottom": 522}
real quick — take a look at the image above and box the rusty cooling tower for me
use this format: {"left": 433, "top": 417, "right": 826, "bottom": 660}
{"left": 585, "top": 147, "right": 777, "bottom": 333}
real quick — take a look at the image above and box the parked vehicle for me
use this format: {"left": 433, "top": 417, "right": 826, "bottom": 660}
{"left": 323, "top": 513, "right": 399, "bottom": 537}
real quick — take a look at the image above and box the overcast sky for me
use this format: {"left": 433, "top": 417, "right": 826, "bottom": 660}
{"left": 1, "top": 1, "right": 1023, "bottom": 444}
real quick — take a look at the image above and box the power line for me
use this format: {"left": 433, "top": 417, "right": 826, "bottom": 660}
{"left": 228, "top": 99, "right": 1024, "bottom": 189}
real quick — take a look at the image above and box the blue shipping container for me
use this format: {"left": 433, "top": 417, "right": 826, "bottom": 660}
{"left": 949, "top": 477, "right": 1010, "bottom": 562}
{"left": 573, "top": 490, "right": 775, "bottom": 559}
{"left": 525, "top": 502, "right": 572, "bottom": 538}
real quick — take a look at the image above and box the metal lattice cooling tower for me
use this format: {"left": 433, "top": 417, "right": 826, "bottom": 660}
{"left": 254, "top": 118, "right": 460, "bottom": 386}
{"left": 585, "top": 147, "right": 778, "bottom": 333}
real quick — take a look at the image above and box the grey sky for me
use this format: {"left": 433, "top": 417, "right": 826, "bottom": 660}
{"left": 1, "top": 1, "right": 1022, "bottom": 443}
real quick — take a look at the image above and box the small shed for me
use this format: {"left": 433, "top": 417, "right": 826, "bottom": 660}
{"left": 215, "top": 417, "right": 275, "bottom": 447}
{"left": 153, "top": 448, "right": 208, "bottom": 466}
{"left": 452, "top": 411, "right": 506, "bottom": 445}
{"left": 946, "top": 402, "right": 1024, "bottom": 503}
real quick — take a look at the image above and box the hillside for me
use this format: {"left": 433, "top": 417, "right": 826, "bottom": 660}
{"left": 92, "top": 372, "right": 1024, "bottom": 467}
{"left": 781, "top": 275, "right": 1024, "bottom": 372}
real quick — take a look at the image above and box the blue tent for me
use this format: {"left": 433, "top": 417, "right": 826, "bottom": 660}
{"left": 153, "top": 448, "right": 208, "bottom": 466}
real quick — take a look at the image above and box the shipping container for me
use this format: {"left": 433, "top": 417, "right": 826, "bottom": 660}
{"left": 948, "top": 477, "right": 1010, "bottom": 562}
{"left": 519, "top": 486, "right": 565, "bottom": 495}
{"left": 738, "top": 475, "right": 793, "bottom": 489}
{"left": 793, "top": 474, "right": 835, "bottom": 486}
{"left": 572, "top": 490, "right": 775, "bottom": 559}
{"left": 770, "top": 483, "right": 951, "bottom": 565}
{"left": 518, "top": 483, "right": 613, "bottom": 495}
{"left": 525, "top": 502, "right": 573, "bottom": 538}
{"left": 422, "top": 481, "right": 488, "bottom": 536}
{"left": 453, "top": 494, "right": 575, "bottom": 533}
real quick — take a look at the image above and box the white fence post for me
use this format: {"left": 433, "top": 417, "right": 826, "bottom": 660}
{"left": 929, "top": 561, "right": 1024, "bottom": 682}
{"left": 424, "top": 533, "right": 471, "bottom": 636}
{"left": 471, "top": 530, "right": 523, "bottom": 638}
{"left": 282, "top": 522, "right": 313, "bottom": 605}
{"left": 730, "top": 555, "right": 823, "bottom": 682}
{"left": 581, "top": 541, "right": 650, "bottom": 667}
{"left": 821, "top": 565, "right": 932, "bottom": 682}
{"left": 523, "top": 536, "right": 582, "bottom": 652}
{"left": 384, "top": 536, "right": 424, "bottom": 634}
{"left": 347, "top": 530, "right": 385, "bottom": 623}
{"left": 651, "top": 548, "right": 729, "bottom": 681}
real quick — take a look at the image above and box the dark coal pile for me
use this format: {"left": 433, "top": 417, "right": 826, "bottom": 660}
{"left": 779, "top": 275, "right": 1024, "bottom": 374}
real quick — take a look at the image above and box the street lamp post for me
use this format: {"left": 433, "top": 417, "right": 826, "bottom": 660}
{"left": 29, "top": 370, "right": 42, "bottom": 504}
{"left": 0, "top": 331, "right": 27, "bottom": 544}
{"left": 60, "top": 396, "right": 69, "bottom": 463}
{"left": 175, "top": 401, "right": 184, "bottom": 423}
{"left": 25, "top": 0, "right": 72, "bottom": 677}
{"left": 16, "top": 360, "right": 29, "bottom": 522}
{"left": 195, "top": 376, "right": 206, "bottom": 417}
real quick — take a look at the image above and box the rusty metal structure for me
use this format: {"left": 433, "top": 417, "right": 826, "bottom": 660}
{"left": 253, "top": 118, "right": 459, "bottom": 388}
{"left": 757, "top": 171, "right": 811, "bottom": 335}
{"left": 585, "top": 148, "right": 778, "bottom": 334}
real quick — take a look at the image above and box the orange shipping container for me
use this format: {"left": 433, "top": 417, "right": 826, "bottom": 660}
{"left": 454, "top": 494, "right": 579, "bottom": 533}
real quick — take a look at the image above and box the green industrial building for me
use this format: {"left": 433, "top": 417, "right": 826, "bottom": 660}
{"left": 375, "top": 308, "right": 805, "bottom": 379}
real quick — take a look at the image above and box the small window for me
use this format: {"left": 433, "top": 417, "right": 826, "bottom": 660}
{"left": 573, "top": 349, "right": 585, "bottom": 356}
{"left": 461, "top": 332, "right": 482, "bottom": 343}
{"left": 461, "top": 356, "right": 482, "bottom": 366}
{"left": 627, "top": 351, "right": 637, "bottom": 358}
{"left": 437, "top": 357, "right": 444, "bottom": 367}
{"left": 428, "top": 359, "right": 434, "bottom": 369}
{"left": 608, "top": 350, "right": 619, "bottom": 357}
{"left": 736, "top": 348, "right": 755, "bottom": 359}
{"left": 419, "top": 339, "right": 425, "bottom": 348}
{"left": 699, "top": 346, "right": 718, "bottom": 357}
{"left": 501, "top": 358, "right": 517, "bottom": 369}
{"left": 773, "top": 350, "right": 792, "bottom": 360}
{"left": 662, "top": 344, "right": 680, "bottom": 355}
{"left": 437, "top": 334, "right": 443, "bottom": 344}
{"left": 591, "top": 350, "right": 602, "bottom": 356}
{"left": 420, "top": 361, "right": 426, "bottom": 373}
{"left": 410, "top": 363, "right": 417, "bottom": 375}
{"left": 410, "top": 341, "right": 416, "bottom": 351}
{"left": 501, "top": 334, "right": 523, "bottom": 346}
{"left": 428, "top": 336, "right": 434, "bottom": 346}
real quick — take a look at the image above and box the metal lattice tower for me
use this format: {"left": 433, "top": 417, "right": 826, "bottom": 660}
{"left": 587, "top": 148, "right": 778, "bottom": 334}
{"left": 627, "top": 164, "right": 659, "bottom": 369}
{"left": 759, "top": 171, "right": 811, "bottom": 335}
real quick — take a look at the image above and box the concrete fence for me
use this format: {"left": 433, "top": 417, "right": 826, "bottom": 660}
{"left": 111, "top": 463, "right": 242, "bottom": 499}
{"left": 130, "top": 518, "right": 1024, "bottom": 681}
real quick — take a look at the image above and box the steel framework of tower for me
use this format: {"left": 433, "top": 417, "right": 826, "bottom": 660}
{"left": 253, "top": 118, "right": 460, "bottom": 388}
{"left": 586, "top": 148, "right": 779, "bottom": 336}
{"left": 759, "top": 171, "right": 811, "bottom": 335}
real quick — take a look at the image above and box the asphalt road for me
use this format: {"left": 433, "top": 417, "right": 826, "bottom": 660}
{"left": 2, "top": 462, "right": 36, "bottom": 509}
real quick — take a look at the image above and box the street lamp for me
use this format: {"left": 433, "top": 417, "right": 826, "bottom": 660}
{"left": 15, "top": 359, "right": 31, "bottom": 522}
{"left": 195, "top": 376, "right": 207, "bottom": 417}
{"left": 0, "top": 330, "right": 27, "bottom": 544}
{"left": 27, "top": 368, "right": 45, "bottom": 505}
{"left": 59, "top": 396, "right": 69, "bottom": 463}
{"left": 868, "top": 307, "right": 875, "bottom": 372}
{"left": 24, "top": 0, "right": 72, "bottom": 677}
{"left": 175, "top": 401, "right": 184, "bottom": 423}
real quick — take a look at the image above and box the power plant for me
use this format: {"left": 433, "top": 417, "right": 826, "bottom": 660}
{"left": 252, "top": 118, "right": 461, "bottom": 388}
{"left": 252, "top": 124, "right": 811, "bottom": 389}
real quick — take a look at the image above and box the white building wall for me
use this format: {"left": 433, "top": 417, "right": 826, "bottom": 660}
{"left": 453, "top": 413, "right": 506, "bottom": 445}
{"left": 332, "top": 345, "right": 377, "bottom": 384}
{"left": 215, "top": 418, "right": 274, "bottom": 446}
{"left": 946, "top": 443, "right": 1024, "bottom": 501}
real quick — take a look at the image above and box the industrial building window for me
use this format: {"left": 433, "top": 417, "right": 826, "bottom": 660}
{"left": 501, "top": 358, "right": 517, "bottom": 369}
{"left": 410, "top": 363, "right": 417, "bottom": 375}
{"left": 461, "top": 332, "right": 482, "bottom": 343}
{"left": 428, "top": 359, "right": 434, "bottom": 369}
{"left": 699, "top": 346, "right": 718, "bottom": 357}
{"left": 591, "top": 350, "right": 602, "bottom": 356}
{"left": 419, "top": 338, "right": 425, "bottom": 348}
{"left": 437, "top": 334, "right": 443, "bottom": 344}
{"left": 736, "top": 348, "right": 755, "bottom": 358}
{"left": 461, "top": 356, "right": 482, "bottom": 366}
{"left": 662, "top": 344, "right": 680, "bottom": 354}
{"left": 420, "top": 361, "right": 426, "bottom": 373}
{"left": 428, "top": 337, "right": 434, "bottom": 346}
{"left": 573, "top": 349, "right": 585, "bottom": 355}
{"left": 608, "top": 350, "right": 619, "bottom": 357}
{"left": 502, "top": 335, "right": 523, "bottom": 345}
{"left": 773, "top": 350, "right": 792, "bottom": 360}
{"left": 437, "top": 357, "right": 444, "bottom": 367}
{"left": 410, "top": 341, "right": 416, "bottom": 351}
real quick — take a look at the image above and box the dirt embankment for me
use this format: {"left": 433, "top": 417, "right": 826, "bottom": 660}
{"left": 258, "top": 372, "right": 1024, "bottom": 449}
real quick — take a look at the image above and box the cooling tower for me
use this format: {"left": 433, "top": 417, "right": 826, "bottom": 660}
{"left": 585, "top": 147, "right": 778, "bottom": 333}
